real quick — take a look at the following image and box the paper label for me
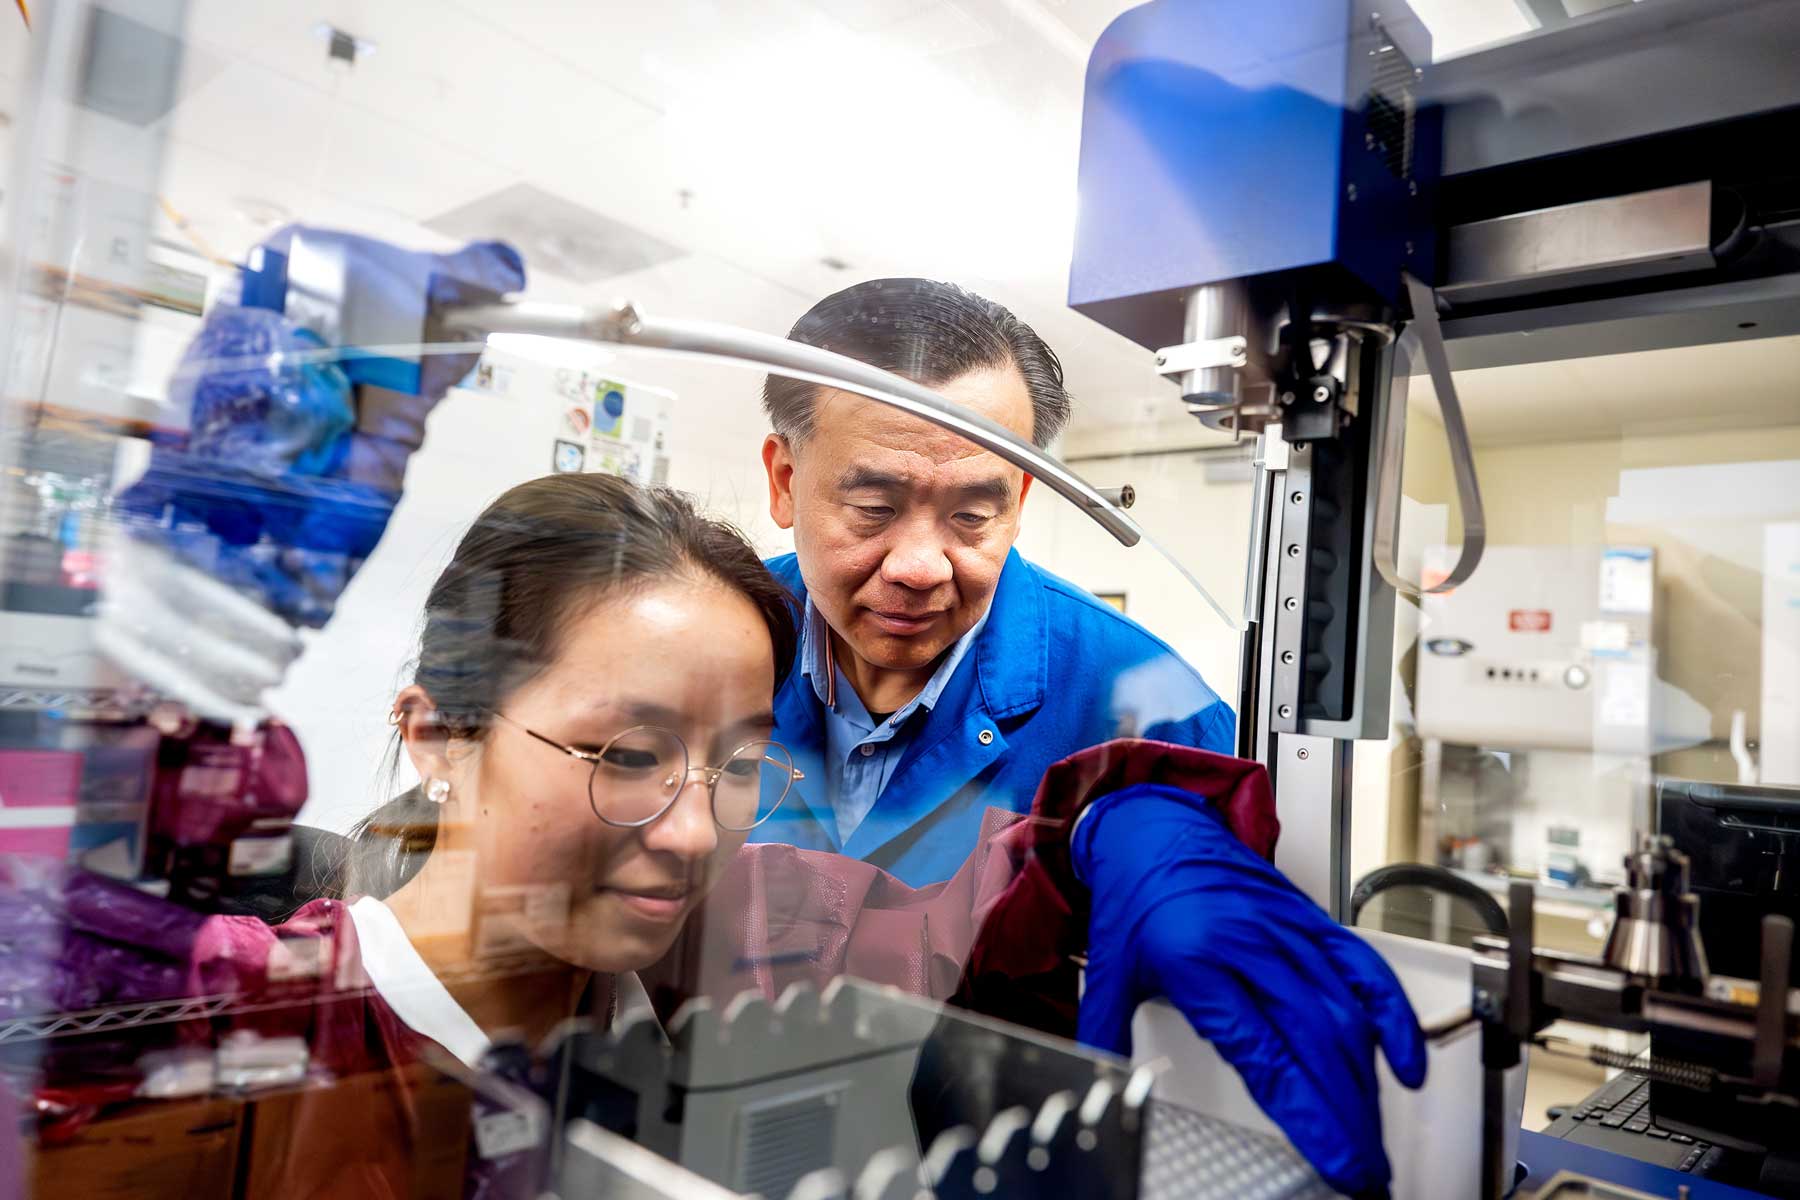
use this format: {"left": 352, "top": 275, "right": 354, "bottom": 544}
{"left": 1599, "top": 547, "right": 1653, "bottom": 614}
{"left": 1580, "top": 620, "right": 1632, "bottom": 654}
{"left": 179, "top": 763, "right": 242, "bottom": 800}
{"left": 474, "top": 1108, "right": 541, "bottom": 1159}
{"left": 267, "top": 932, "right": 329, "bottom": 983}
{"left": 1508, "top": 609, "right": 1552, "bottom": 633}
{"left": 228, "top": 834, "right": 292, "bottom": 876}
{"left": 1598, "top": 661, "right": 1651, "bottom": 728}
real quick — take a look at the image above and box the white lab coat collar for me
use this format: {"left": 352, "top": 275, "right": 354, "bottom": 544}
{"left": 346, "top": 897, "right": 655, "bottom": 1069}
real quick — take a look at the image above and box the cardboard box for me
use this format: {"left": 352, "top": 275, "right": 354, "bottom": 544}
{"left": 27, "top": 1095, "right": 244, "bottom": 1200}
{"left": 242, "top": 1063, "right": 472, "bottom": 1199}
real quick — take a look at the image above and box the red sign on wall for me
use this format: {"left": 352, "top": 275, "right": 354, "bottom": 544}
{"left": 1509, "top": 609, "right": 1553, "bottom": 633}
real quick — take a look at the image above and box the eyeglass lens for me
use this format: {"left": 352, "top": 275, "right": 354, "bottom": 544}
{"left": 585, "top": 726, "right": 794, "bottom": 830}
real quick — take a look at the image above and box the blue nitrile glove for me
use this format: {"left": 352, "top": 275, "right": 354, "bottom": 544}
{"left": 100, "top": 229, "right": 523, "bottom": 724}
{"left": 1072, "top": 783, "right": 1426, "bottom": 1198}
{"left": 249, "top": 224, "right": 526, "bottom": 402}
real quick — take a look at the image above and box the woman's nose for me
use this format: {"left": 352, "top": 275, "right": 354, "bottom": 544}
{"left": 641, "top": 769, "right": 720, "bottom": 860}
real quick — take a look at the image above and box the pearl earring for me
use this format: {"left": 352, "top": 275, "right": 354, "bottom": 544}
{"left": 426, "top": 778, "right": 451, "bottom": 805}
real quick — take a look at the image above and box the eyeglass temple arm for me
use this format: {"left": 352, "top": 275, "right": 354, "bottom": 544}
{"left": 487, "top": 708, "right": 601, "bottom": 762}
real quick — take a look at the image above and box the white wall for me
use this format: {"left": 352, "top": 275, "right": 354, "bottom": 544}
{"left": 1013, "top": 437, "right": 1254, "bottom": 715}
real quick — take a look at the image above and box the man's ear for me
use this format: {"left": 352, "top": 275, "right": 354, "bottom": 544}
{"left": 392, "top": 685, "right": 454, "bottom": 788}
{"left": 1020, "top": 472, "right": 1035, "bottom": 506}
{"left": 763, "top": 434, "right": 797, "bottom": 530}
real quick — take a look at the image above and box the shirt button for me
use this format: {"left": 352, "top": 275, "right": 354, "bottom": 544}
{"left": 859, "top": 744, "right": 875, "bottom": 757}
{"left": 978, "top": 729, "right": 995, "bottom": 745}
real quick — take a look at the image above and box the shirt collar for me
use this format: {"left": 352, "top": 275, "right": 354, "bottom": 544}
{"left": 346, "top": 896, "right": 491, "bottom": 1068}
{"left": 346, "top": 897, "right": 657, "bottom": 1065}
{"left": 800, "top": 596, "right": 991, "bottom": 726}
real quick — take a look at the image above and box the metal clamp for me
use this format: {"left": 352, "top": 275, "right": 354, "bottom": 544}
{"left": 1153, "top": 335, "right": 1247, "bottom": 376}
{"left": 443, "top": 300, "right": 1143, "bottom": 549}
{"left": 1371, "top": 273, "right": 1487, "bottom": 597}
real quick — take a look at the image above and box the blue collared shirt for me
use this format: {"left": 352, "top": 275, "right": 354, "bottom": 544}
{"left": 799, "top": 597, "right": 991, "bottom": 845}
{"left": 755, "top": 550, "right": 1233, "bottom": 886}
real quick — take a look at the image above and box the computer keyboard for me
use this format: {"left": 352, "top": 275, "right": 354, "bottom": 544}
{"left": 1548, "top": 1072, "right": 1726, "bottom": 1177}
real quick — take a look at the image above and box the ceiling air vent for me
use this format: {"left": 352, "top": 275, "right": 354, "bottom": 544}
{"left": 426, "top": 183, "right": 684, "bottom": 284}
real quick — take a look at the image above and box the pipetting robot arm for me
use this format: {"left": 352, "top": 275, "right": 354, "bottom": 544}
{"left": 1068, "top": 0, "right": 1484, "bottom": 757}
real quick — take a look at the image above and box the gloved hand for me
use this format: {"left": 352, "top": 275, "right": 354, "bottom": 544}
{"left": 1072, "top": 782, "right": 1426, "bottom": 1198}
{"left": 100, "top": 228, "right": 523, "bottom": 724}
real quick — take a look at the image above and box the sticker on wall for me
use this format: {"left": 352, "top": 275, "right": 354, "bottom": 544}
{"left": 1508, "top": 609, "right": 1552, "bottom": 633}
{"left": 582, "top": 378, "right": 675, "bottom": 486}
{"left": 462, "top": 356, "right": 513, "bottom": 396}
{"left": 593, "top": 380, "right": 628, "bottom": 438}
{"left": 552, "top": 438, "right": 586, "bottom": 474}
{"left": 588, "top": 437, "right": 641, "bottom": 480}
{"left": 563, "top": 404, "right": 592, "bottom": 439}
{"left": 553, "top": 367, "right": 607, "bottom": 404}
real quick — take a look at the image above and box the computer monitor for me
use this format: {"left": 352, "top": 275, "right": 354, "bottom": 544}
{"left": 1657, "top": 778, "right": 1800, "bottom": 986}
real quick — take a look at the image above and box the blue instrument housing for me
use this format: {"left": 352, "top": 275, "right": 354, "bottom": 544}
{"left": 1068, "top": 0, "right": 1439, "bottom": 350}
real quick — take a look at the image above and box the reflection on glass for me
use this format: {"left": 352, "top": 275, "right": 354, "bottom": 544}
{"left": 0, "top": 2, "right": 1305, "bottom": 1197}
{"left": 1351, "top": 341, "right": 1800, "bottom": 983}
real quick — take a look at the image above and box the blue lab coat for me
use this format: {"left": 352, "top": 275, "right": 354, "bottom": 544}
{"left": 752, "top": 549, "right": 1235, "bottom": 886}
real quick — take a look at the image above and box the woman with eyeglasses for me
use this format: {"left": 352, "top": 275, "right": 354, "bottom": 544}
{"left": 181, "top": 471, "right": 802, "bottom": 1196}
{"left": 343, "top": 470, "right": 802, "bottom": 1041}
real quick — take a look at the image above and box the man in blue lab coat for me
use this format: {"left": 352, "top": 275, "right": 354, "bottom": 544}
{"left": 748, "top": 277, "right": 1233, "bottom": 887}
{"left": 741, "top": 281, "right": 1425, "bottom": 1199}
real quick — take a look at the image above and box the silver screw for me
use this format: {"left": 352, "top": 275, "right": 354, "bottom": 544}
{"left": 1281, "top": 650, "right": 1296, "bottom": 665}
{"left": 1291, "top": 491, "right": 1304, "bottom": 505}
{"left": 1296, "top": 746, "right": 1309, "bottom": 759}
{"left": 1154, "top": 353, "right": 1166, "bottom": 365}
{"left": 1286, "top": 543, "right": 1301, "bottom": 557}
{"left": 1284, "top": 597, "right": 1299, "bottom": 611}
{"left": 1313, "top": 385, "right": 1330, "bottom": 403}
{"left": 978, "top": 729, "right": 995, "bottom": 745}
{"left": 1280, "top": 391, "right": 1296, "bottom": 406}
{"left": 1280, "top": 705, "right": 1294, "bottom": 720}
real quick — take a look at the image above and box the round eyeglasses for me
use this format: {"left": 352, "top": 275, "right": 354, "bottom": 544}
{"left": 488, "top": 710, "right": 801, "bottom": 831}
